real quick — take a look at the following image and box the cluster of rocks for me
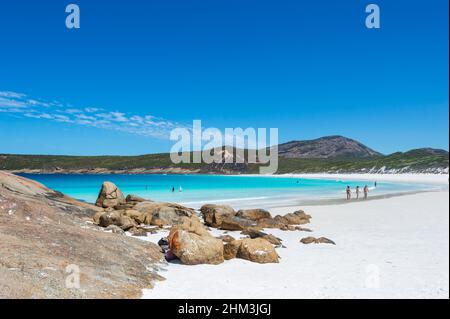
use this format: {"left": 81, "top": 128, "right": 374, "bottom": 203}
{"left": 165, "top": 217, "right": 279, "bottom": 265}
{"left": 200, "top": 204, "right": 312, "bottom": 232}
{"left": 93, "top": 182, "right": 334, "bottom": 267}
{"left": 93, "top": 181, "right": 197, "bottom": 236}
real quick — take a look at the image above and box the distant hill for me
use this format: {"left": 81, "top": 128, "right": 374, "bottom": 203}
{"left": 0, "top": 137, "right": 448, "bottom": 174}
{"left": 274, "top": 148, "right": 449, "bottom": 174}
{"left": 278, "top": 136, "right": 382, "bottom": 159}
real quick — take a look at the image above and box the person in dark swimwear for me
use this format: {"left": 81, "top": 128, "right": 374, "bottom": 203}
{"left": 346, "top": 186, "right": 351, "bottom": 200}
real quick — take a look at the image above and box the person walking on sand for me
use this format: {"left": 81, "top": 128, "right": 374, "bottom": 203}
{"left": 346, "top": 186, "right": 351, "bottom": 200}
{"left": 364, "top": 185, "right": 369, "bottom": 199}
{"left": 356, "top": 186, "right": 360, "bottom": 199}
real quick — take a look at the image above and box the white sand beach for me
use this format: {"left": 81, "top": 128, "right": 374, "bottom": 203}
{"left": 141, "top": 174, "right": 449, "bottom": 299}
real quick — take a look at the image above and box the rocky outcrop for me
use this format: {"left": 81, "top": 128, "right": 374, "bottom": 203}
{"left": 98, "top": 210, "right": 137, "bottom": 231}
{"left": 95, "top": 181, "right": 126, "bottom": 208}
{"left": 126, "top": 194, "right": 147, "bottom": 203}
{"left": 300, "top": 236, "right": 336, "bottom": 245}
{"left": 202, "top": 207, "right": 312, "bottom": 231}
{"left": 281, "top": 210, "right": 311, "bottom": 225}
{"left": 278, "top": 135, "right": 381, "bottom": 159}
{"left": 105, "top": 224, "right": 125, "bottom": 235}
{"left": 121, "top": 209, "right": 146, "bottom": 225}
{"left": 256, "top": 217, "right": 287, "bottom": 229}
{"left": 236, "top": 209, "right": 271, "bottom": 221}
{"left": 238, "top": 238, "right": 279, "bottom": 263}
{"left": 217, "top": 235, "right": 236, "bottom": 243}
{"left": 168, "top": 219, "right": 224, "bottom": 265}
{"left": 134, "top": 201, "right": 196, "bottom": 226}
{"left": 93, "top": 181, "right": 197, "bottom": 229}
{"left": 200, "top": 204, "right": 236, "bottom": 228}
{"left": 151, "top": 205, "right": 195, "bottom": 227}
{"left": 223, "top": 240, "right": 243, "bottom": 260}
{"left": 224, "top": 238, "right": 279, "bottom": 264}
{"left": 220, "top": 216, "right": 259, "bottom": 231}
{"left": 241, "top": 229, "right": 282, "bottom": 246}
{"left": 0, "top": 171, "right": 163, "bottom": 298}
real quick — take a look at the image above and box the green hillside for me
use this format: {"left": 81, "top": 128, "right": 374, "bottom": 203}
{"left": 0, "top": 147, "right": 448, "bottom": 174}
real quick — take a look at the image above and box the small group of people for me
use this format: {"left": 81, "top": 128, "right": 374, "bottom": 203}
{"left": 346, "top": 185, "right": 370, "bottom": 200}
{"left": 171, "top": 185, "right": 183, "bottom": 193}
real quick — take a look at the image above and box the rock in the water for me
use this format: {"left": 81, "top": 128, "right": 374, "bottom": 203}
{"left": 300, "top": 236, "right": 336, "bottom": 245}
{"left": 168, "top": 219, "right": 224, "bottom": 265}
{"left": 220, "top": 216, "right": 259, "bottom": 231}
{"left": 237, "top": 238, "right": 279, "bottom": 264}
{"left": 95, "top": 182, "right": 126, "bottom": 208}
{"left": 200, "top": 204, "right": 236, "bottom": 228}
{"left": 236, "top": 209, "right": 271, "bottom": 221}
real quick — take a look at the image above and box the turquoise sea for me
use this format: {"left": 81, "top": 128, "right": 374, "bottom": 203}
{"left": 19, "top": 174, "right": 441, "bottom": 209}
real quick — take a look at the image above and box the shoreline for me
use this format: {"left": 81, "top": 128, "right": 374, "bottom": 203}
{"left": 10, "top": 169, "right": 450, "bottom": 182}
{"left": 253, "top": 188, "right": 447, "bottom": 208}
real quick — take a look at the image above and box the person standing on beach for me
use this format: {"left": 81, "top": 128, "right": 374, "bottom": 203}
{"left": 346, "top": 186, "right": 351, "bottom": 200}
{"left": 356, "top": 186, "right": 360, "bottom": 199}
{"left": 364, "top": 185, "right": 369, "bottom": 199}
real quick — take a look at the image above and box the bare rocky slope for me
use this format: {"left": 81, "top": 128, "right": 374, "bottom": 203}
{"left": 277, "top": 136, "right": 382, "bottom": 159}
{"left": 0, "top": 171, "right": 164, "bottom": 298}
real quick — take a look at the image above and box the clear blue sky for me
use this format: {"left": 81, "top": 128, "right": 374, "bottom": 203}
{"left": 0, "top": 0, "right": 448, "bottom": 155}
